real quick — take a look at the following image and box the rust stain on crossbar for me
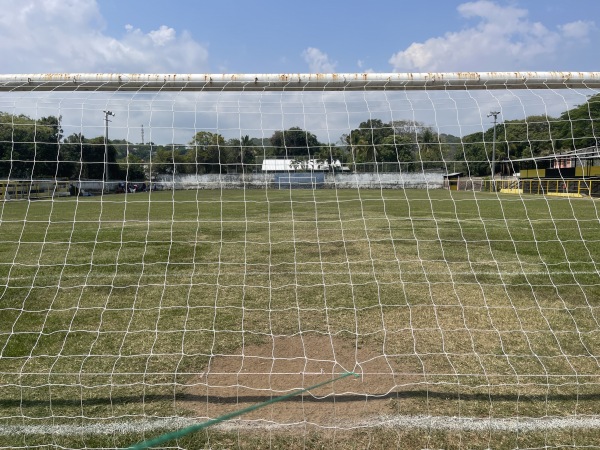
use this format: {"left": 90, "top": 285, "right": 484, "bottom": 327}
{"left": 0, "top": 72, "right": 599, "bottom": 92}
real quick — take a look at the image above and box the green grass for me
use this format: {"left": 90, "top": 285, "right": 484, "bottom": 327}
{"left": 1, "top": 188, "right": 600, "bottom": 448}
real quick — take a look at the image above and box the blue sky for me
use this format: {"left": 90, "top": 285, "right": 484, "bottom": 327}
{"left": 0, "top": 0, "right": 599, "bottom": 145}
{"left": 1, "top": 0, "right": 599, "bottom": 73}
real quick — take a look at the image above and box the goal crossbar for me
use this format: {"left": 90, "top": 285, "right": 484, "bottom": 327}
{"left": 1, "top": 72, "right": 600, "bottom": 92}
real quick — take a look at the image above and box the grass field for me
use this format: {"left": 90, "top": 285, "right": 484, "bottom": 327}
{"left": 1, "top": 188, "right": 600, "bottom": 449}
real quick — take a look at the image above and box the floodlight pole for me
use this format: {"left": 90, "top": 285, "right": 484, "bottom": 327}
{"left": 103, "top": 110, "right": 114, "bottom": 191}
{"left": 487, "top": 111, "right": 500, "bottom": 191}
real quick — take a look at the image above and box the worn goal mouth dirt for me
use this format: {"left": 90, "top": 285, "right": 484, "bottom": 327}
{"left": 182, "top": 334, "right": 406, "bottom": 426}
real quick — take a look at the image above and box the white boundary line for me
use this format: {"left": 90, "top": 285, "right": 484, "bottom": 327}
{"left": 2, "top": 414, "right": 600, "bottom": 435}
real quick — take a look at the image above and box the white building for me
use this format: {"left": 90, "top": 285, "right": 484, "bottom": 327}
{"left": 261, "top": 158, "right": 349, "bottom": 172}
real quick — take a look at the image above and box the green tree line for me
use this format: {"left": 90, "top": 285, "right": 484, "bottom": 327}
{"left": 458, "top": 94, "right": 600, "bottom": 176}
{"left": 1, "top": 94, "right": 598, "bottom": 179}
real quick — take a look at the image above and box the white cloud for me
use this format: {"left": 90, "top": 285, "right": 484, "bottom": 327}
{"left": 559, "top": 20, "right": 594, "bottom": 41}
{"left": 388, "top": 0, "right": 595, "bottom": 72}
{"left": 302, "top": 47, "right": 337, "bottom": 73}
{"left": 0, "top": 0, "right": 209, "bottom": 73}
{"left": 147, "top": 25, "right": 176, "bottom": 47}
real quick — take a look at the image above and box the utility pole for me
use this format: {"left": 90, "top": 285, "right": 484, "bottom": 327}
{"left": 103, "top": 110, "right": 115, "bottom": 191}
{"left": 487, "top": 111, "right": 500, "bottom": 191}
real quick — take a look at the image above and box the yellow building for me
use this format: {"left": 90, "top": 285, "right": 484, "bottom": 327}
{"left": 515, "top": 147, "right": 600, "bottom": 197}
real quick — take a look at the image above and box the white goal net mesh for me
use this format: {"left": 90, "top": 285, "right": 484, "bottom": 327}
{"left": 0, "top": 73, "right": 599, "bottom": 449}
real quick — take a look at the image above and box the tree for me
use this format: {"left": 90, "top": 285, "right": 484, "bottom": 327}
{"left": 341, "top": 129, "right": 367, "bottom": 166}
{"left": 61, "top": 133, "right": 120, "bottom": 180}
{"left": 456, "top": 133, "right": 490, "bottom": 176}
{"left": 316, "top": 143, "right": 347, "bottom": 167}
{"left": 415, "top": 127, "right": 442, "bottom": 170}
{"left": 553, "top": 93, "right": 600, "bottom": 150}
{"left": 344, "top": 119, "right": 441, "bottom": 171}
{"left": 344, "top": 119, "right": 394, "bottom": 163}
{"left": 240, "top": 134, "right": 256, "bottom": 167}
{"left": 36, "top": 115, "right": 63, "bottom": 177}
{"left": 150, "top": 145, "right": 186, "bottom": 176}
{"left": 187, "top": 131, "right": 226, "bottom": 173}
{"left": 0, "top": 113, "right": 64, "bottom": 178}
{"left": 380, "top": 134, "right": 415, "bottom": 170}
{"left": 123, "top": 153, "right": 146, "bottom": 181}
{"left": 270, "top": 127, "right": 321, "bottom": 158}
{"left": 223, "top": 135, "right": 256, "bottom": 172}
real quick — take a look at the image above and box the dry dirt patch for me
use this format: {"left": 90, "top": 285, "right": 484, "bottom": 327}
{"left": 182, "top": 334, "right": 407, "bottom": 426}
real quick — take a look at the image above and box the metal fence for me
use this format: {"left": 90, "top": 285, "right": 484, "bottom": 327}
{"left": 0, "top": 180, "right": 71, "bottom": 200}
{"left": 479, "top": 178, "right": 600, "bottom": 197}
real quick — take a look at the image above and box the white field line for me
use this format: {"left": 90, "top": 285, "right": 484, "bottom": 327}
{"left": 2, "top": 415, "right": 600, "bottom": 436}
{"left": 2, "top": 270, "right": 599, "bottom": 281}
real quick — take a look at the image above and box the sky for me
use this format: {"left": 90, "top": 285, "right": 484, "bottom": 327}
{"left": 0, "top": 0, "right": 599, "bottom": 144}
{"left": 1, "top": 0, "right": 598, "bottom": 74}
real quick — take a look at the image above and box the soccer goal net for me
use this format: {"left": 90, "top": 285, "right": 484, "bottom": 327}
{"left": 1, "top": 73, "right": 600, "bottom": 449}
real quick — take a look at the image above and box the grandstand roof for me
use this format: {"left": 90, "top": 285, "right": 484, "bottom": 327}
{"left": 510, "top": 146, "right": 600, "bottom": 163}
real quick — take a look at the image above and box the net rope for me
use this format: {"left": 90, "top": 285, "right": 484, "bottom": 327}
{"left": 0, "top": 73, "right": 599, "bottom": 448}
